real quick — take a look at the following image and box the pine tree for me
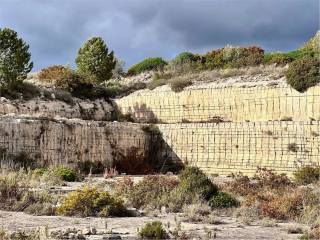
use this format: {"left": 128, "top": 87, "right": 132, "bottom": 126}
{"left": 0, "top": 28, "right": 33, "bottom": 87}
{"left": 76, "top": 37, "right": 116, "bottom": 83}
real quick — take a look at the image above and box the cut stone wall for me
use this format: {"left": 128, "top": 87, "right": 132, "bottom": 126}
{"left": 157, "top": 121, "right": 320, "bottom": 176}
{"left": 116, "top": 85, "right": 320, "bottom": 123}
{"left": 0, "top": 117, "right": 149, "bottom": 168}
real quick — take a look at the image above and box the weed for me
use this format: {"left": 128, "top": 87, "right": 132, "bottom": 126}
{"left": 138, "top": 221, "right": 169, "bottom": 239}
{"left": 293, "top": 166, "right": 320, "bottom": 185}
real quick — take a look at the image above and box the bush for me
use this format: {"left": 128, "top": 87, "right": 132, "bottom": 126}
{"left": 76, "top": 37, "right": 116, "bottom": 83}
{"left": 204, "top": 46, "right": 264, "bottom": 70}
{"left": 170, "top": 78, "right": 192, "bottom": 92}
{"left": 138, "top": 221, "right": 169, "bottom": 239}
{"left": 123, "top": 175, "right": 179, "bottom": 209}
{"left": 53, "top": 166, "right": 77, "bottom": 182}
{"left": 178, "top": 167, "right": 218, "bottom": 201}
{"left": 0, "top": 81, "right": 41, "bottom": 100}
{"left": 264, "top": 52, "right": 294, "bottom": 65}
{"left": 286, "top": 57, "right": 320, "bottom": 92}
{"left": 258, "top": 189, "right": 307, "bottom": 220}
{"left": 293, "top": 166, "right": 320, "bottom": 185}
{"left": 173, "top": 52, "right": 197, "bottom": 64}
{"left": 0, "top": 174, "right": 55, "bottom": 215}
{"left": 0, "top": 28, "right": 33, "bottom": 88}
{"left": 56, "top": 187, "right": 128, "bottom": 217}
{"left": 38, "top": 65, "right": 78, "bottom": 89}
{"left": 209, "top": 192, "right": 239, "bottom": 208}
{"left": 254, "top": 167, "right": 293, "bottom": 189}
{"left": 127, "top": 57, "right": 167, "bottom": 75}
{"left": 169, "top": 52, "right": 203, "bottom": 74}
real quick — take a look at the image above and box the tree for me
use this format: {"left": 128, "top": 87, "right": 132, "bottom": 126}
{"left": 0, "top": 28, "right": 33, "bottom": 87}
{"left": 76, "top": 37, "right": 116, "bottom": 83}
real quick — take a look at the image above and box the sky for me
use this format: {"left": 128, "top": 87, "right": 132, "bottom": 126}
{"left": 0, "top": 0, "right": 319, "bottom": 71}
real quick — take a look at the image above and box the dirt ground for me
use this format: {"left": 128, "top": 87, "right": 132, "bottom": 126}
{"left": 0, "top": 209, "right": 307, "bottom": 239}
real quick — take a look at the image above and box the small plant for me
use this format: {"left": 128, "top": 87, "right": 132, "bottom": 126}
{"left": 53, "top": 166, "right": 77, "bottom": 182}
{"left": 182, "top": 202, "right": 211, "bottom": 222}
{"left": 170, "top": 78, "right": 192, "bottom": 92}
{"left": 293, "top": 166, "right": 320, "bottom": 185}
{"left": 286, "top": 56, "right": 319, "bottom": 92}
{"left": 123, "top": 175, "right": 179, "bottom": 209}
{"left": 209, "top": 192, "right": 239, "bottom": 208}
{"left": 56, "top": 187, "right": 129, "bottom": 217}
{"left": 127, "top": 57, "right": 167, "bottom": 75}
{"left": 138, "top": 221, "right": 169, "bottom": 239}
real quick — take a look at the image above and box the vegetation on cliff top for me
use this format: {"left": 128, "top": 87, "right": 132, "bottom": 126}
{"left": 0, "top": 27, "right": 319, "bottom": 100}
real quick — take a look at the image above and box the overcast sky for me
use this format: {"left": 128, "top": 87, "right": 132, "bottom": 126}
{"left": 0, "top": 0, "right": 318, "bottom": 70}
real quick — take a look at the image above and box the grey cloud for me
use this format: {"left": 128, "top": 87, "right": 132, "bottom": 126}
{"left": 0, "top": 0, "right": 318, "bottom": 70}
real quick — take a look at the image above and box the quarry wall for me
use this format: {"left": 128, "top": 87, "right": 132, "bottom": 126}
{"left": 0, "top": 82, "right": 319, "bottom": 176}
{"left": 0, "top": 117, "right": 150, "bottom": 169}
{"left": 115, "top": 84, "right": 320, "bottom": 175}
{"left": 116, "top": 85, "right": 320, "bottom": 123}
{"left": 157, "top": 121, "right": 320, "bottom": 176}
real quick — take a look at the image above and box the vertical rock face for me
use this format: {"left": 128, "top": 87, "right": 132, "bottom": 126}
{"left": 0, "top": 117, "right": 150, "bottom": 169}
{"left": 114, "top": 83, "right": 320, "bottom": 175}
{"left": 157, "top": 122, "right": 320, "bottom": 176}
{"left": 115, "top": 85, "right": 320, "bottom": 123}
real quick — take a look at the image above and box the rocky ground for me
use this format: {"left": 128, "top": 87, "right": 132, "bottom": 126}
{"left": 0, "top": 210, "right": 306, "bottom": 240}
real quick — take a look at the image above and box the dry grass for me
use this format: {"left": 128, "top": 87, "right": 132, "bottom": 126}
{"left": 150, "top": 65, "right": 286, "bottom": 91}
{"left": 222, "top": 168, "right": 320, "bottom": 224}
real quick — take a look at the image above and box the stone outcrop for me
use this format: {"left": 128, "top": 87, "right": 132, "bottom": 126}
{"left": 0, "top": 98, "right": 114, "bottom": 121}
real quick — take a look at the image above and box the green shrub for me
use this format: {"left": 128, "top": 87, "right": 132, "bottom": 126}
{"left": 285, "top": 57, "right": 319, "bottom": 92}
{"left": 177, "top": 167, "right": 219, "bottom": 201}
{"left": 0, "top": 81, "right": 41, "bottom": 100}
{"left": 127, "top": 57, "right": 167, "bottom": 75}
{"left": 170, "top": 78, "right": 192, "bottom": 92}
{"left": 0, "top": 28, "right": 33, "bottom": 88}
{"left": 293, "top": 166, "right": 320, "bottom": 185}
{"left": 173, "top": 52, "right": 197, "bottom": 64}
{"left": 264, "top": 52, "right": 294, "bottom": 65}
{"left": 138, "top": 221, "right": 169, "bottom": 239}
{"left": 76, "top": 37, "right": 116, "bottom": 83}
{"left": 56, "top": 187, "right": 128, "bottom": 217}
{"left": 209, "top": 192, "right": 239, "bottom": 208}
{"left": 53, "top": 166, "right": 77, "bottom": 182}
